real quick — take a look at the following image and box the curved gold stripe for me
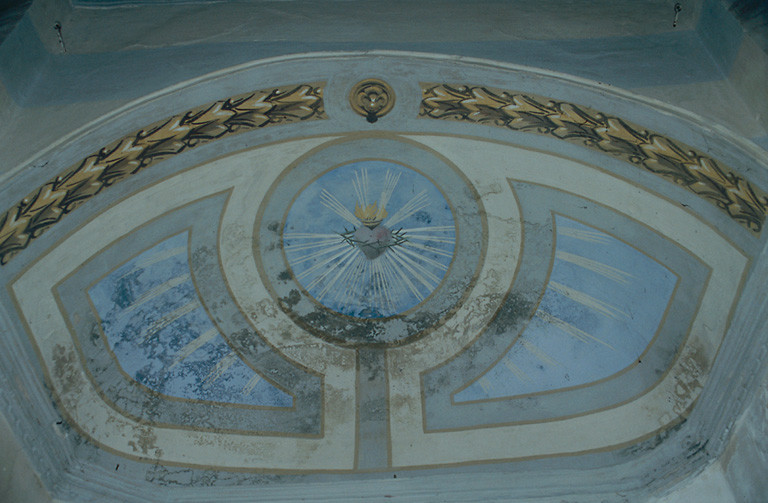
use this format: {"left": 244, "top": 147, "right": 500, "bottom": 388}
{"left": 420, "top": 83, "right": 768, "bottom": 233}
{"left": 0, "top": 83, "right": 326, "bottom": 265}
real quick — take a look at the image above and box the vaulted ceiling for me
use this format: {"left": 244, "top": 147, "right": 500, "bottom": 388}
{"left": 1, "top": 1, "right": 767, "bottom": 502}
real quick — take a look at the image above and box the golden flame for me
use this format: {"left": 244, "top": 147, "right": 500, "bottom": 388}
{"left": 354, "top": 201, "right": 387, "bottom": 225}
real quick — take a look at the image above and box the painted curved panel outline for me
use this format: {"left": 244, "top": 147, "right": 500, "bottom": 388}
{"left": 0, "top": 83, "right": 326, "bottom": 265}
{"left": 420, "top": 84, "right": 768, "bottom": 233}
{"left": 12, "top": 137, "right": 357, "bottom": 470}
{"left": 453, "top": 215, "right": 677, "bottom": 402}
{"left": 88, "top": 232, "right": 293, "bottom": 408}
{"left": 388, "top": 134, "right": 746, "bottom": 466}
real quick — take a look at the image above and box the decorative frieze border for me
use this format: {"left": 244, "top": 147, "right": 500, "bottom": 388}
{"left": 2, "top": 80, "right": 764, "bottom": 266}
{"left": 420, "top": 84, "right": 768, "bottom": 234}
{"left": 0, "top": 83, "right": 326, "bottom": 265}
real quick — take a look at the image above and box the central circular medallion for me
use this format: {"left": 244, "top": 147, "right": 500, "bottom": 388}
{"left": 255, "top": 137, "right": 485, "bottom": 347}
{"left": 283, "top": 160, "right": 455, "bottom": 318}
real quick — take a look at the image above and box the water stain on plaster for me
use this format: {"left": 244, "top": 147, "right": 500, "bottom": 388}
{"left": 128, "top": 423, "right": 162, "bottom": 458}
{"left": 52, "top": 344, "right": 86, "bottom": 402}
{"left": 670, "top": 344, "right": 706, "bottom": 416}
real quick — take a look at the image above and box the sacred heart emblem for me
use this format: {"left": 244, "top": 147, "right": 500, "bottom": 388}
{"left": 352, "top": 225, "right": 392, "bottom": 260}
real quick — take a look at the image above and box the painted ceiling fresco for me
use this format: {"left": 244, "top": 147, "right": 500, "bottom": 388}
{"left": 1, "top": 54, "right": 765, "bottom": 500}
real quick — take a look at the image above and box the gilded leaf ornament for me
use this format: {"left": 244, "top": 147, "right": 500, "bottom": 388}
{"left": 0, "top": 84, "right": 326, "bottom": 265}
{"left": 420, "top": 84, "right": 768, "bottom": 234}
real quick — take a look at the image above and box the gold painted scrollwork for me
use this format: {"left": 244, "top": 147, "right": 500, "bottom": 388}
{"left": 420, "top": 84, "right": 768, "bottom": 234}
{"left": 0, "top": 83, "right": 326, "bottom": 265}
{"left": 349, "top": 79, "right": 396, "bottom": 123}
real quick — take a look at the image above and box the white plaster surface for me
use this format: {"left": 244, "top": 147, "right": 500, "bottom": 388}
{"left": 0, "top": 411, "right": 52, "bottom": 503}
{"left": 651, "top": 461, "right": 736, "bottom": 503}
{"left": 730, "top": 33, "right": 768, "bottom": 136}
{"left": 44, "top": 0, "right": 698, "bottom": 55}
{"left": 635, "top": 79, "right": 768, "bottom": 140}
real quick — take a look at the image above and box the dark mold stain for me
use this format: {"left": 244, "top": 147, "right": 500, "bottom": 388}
{"left": 280, "top": 289, "right": 301, "bottom": 308}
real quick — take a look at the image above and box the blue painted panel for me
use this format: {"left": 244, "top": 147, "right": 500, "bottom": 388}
{"left": 89, "top": 232, "right": 292, "bottom": 408}
{"left": 454, "top": 216, "right": 677, "bottom": 402}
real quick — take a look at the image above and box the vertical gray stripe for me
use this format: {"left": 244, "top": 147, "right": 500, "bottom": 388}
{"left": 355, "top": 348, "right": 390, "bottom": 470}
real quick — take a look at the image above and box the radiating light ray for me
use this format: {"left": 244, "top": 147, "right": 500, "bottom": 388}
{"left": 478, "top": 377, "right": 493, "bottom": 394}
{"left": 377, "top": 257, "right": 400, "bottom": 311}
{"left": 119, "top": 274, "right": 190, "bottom": 316}
{"left": 389, "top": 248, "right": 437, "bottom": 292}
{"left": 519, "top": 339, "right": 562, "bottom": 367}
{"left": 284, "top": 232, "right": 345, "bottom": 239}
{"left": 285, "top": 236, "right": 345, "bottom": 253}
{"left": 536, "top": 310, "right": 615, "bottom": 350}
{"left": 316, "top": 247, "right": 362, "bottom": 301}
{"left": 403, "top": 233, "right": 456, "bottom": 245}
{"left": 548, "top": 281, "right": 627, "bottom": 320}
{"left": 352, "top": 169, "right": 368, "bottom": 209}
{"left": 381, "top": 253, "right": 424, "bottom": 301}
{"left": 367, "top": 259, "right": 383, "bottom": 312}
{"left": 296, "top": 245, "right": 356, "bottom": 281}
{"left": 305, "top": 247, "right": 358, "bottom": 291}
{"left": 372, "top": 260, "right": 388, "bottom": 313}
{"left": 241, "top": 374, "right": 262, "bottom": 395}
{"left": 391, "top": 247, "right": 441, "bottom": 286}
{"left": 382, "top": 255, "right": 416, "bottom": 302}
{"left": 320, "top": 189, "right": 360, "bottom": 226}
{"left": 385, "top": 190, "right": 429, "bottom": 227}
{"left": 284, "top": 237, "right": 345, "bottom": 254}
{"left": 201, "top": 351, "right": 239, "bottom": 388}
{"left": 399, "top": 225, "right": 455, "bottom": 233}
{"left": 397, "top": 243, "right": 451, "bottom": 271}
{"left": 377, "top": 170, "right": 401, "bottom": 216}
{"left": 364, "top": 169, "right": 372, "bottom": 210}
{"left": 557, "top": 226, "right": 612, "bottom": 244}
{"left": 139, "top": 299, "right": 200, "bottom": 342}
{"left": 122, "top": 245, "right": 187, "bottom": 278}
{"left": 363, "top": 169, "right": 372, "bottom": 207}
{"left": 359, "top": 264, "right": 374, "bottom": 310}
{"left": 341, "top": 254, "right": 368, "bottom": 309}
{"left": 373, "top": 259, "right": 395, "bottom": 312}
{"left": 169, "top": 327, "right": 219, "bottom": 370}
{"left": 389, "top": 248, "right": 439, "bottom": 288}
{"left": 379, "top": 252, "right": 409, "bottom": 305}
{"left": 331, "top": 249, "right": 362, "bottom": 289}
{"left": 502, "top": 356, "right": 532, "bottom": 382}
{"left": 390, "top": 246, "right": 448, "bottom": 285}
{"left": 287, "top": 241, "right": 348, "bottom": 267}
{"left": 555, "top": 251, "right": 633, "bottom": 284}
{"left": 366, "top": 259, "right": 381, "bottom": 311}
{"left": 332, "top": 252, "right": 364, "bottom": 303}
{"left": 400, "top": 240, "right": 454, "bottom": 258}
